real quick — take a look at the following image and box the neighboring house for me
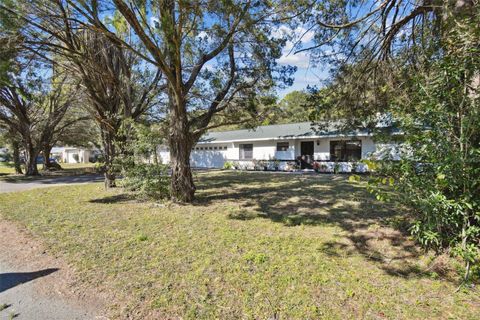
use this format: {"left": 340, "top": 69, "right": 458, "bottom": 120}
{"left": 51, "top": 146, "right": 92, "bottom": 164}
{"left": 158, "top": 121, "right": 399, "bottom": 172}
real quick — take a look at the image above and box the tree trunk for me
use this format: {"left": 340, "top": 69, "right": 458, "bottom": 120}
{"left": 24, "top": 142, "right": 39, "bottom": 176}
{"left": 43, "top": 145, "right": 52, "bottom": 170}
{"left": 169, "top": 116, "right": 196, "bottom": 202}
{"left": 101, "top": 129, "right": 117, "bottom": 188}
{"left": 11, "top": 140, "right": 23, "bottom": 174}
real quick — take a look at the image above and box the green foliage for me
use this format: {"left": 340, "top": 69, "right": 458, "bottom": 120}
{"left": 122, "top": 163, "right": 170, "bottom": 200}
{"left": 117, "top": 121, "right": 170, "bottom": 200}
{"left": 223, "top": 161, "right": 234, "bottom": 170}
{"left": 363, "top": 13, "right": 480, "bottom": 280}
{"left": 269, "top": 90, "right": 313, "bottom": 124}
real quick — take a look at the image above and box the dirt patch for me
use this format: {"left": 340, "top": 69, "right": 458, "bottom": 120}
{"left": 0, "top": 219, "right": 109, "bottom": 319}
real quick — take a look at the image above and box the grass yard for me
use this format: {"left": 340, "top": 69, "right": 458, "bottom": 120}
{"left": 0, "top": 162, "right": 97, "bottom": 181}
{"left": 0, "top": 162, "right": 16, "bottom": 175}
{"left": 1, "top": 171, "right": 478, "bottom": 319}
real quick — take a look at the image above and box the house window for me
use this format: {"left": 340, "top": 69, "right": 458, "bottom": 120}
{"left": 276, "top": 142, "right": 289, "bottom": 151}
{"left": 330, "top": 140, "right": 361, "bottom": 161}
{"left": 239, "top": 144, "right": 253, "bottom": 159}
{"left": 214, "top": 146, "right": 218, "bottom": 150}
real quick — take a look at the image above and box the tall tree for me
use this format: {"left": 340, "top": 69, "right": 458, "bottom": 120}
{"left": 299, "top": 1, "right": 480, "bottom": 280}
{"left": 37, "top": 78, "right": 88, "bottom": 170}
{"left": 0, "top": 75, "right": 81, "bottom": 175}
{"left": 0, "top": 125, "right": 23, "bottom": 174}
{"left": 1, "top": 0, "right": 164, "bottom": 187}
{"left": 63, "top": 0, "right": 295, "bottom": 201}
{"left": 271, "top": 90, "right": 312, "bottom": 124}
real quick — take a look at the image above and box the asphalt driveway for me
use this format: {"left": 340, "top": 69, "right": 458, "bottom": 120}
{"left": 0, "top": 174, "right": 104, "bottom": 193}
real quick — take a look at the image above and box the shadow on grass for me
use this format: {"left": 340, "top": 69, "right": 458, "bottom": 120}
{"left": 193, "top": 172, "right": 457, "bottom": 282}
{"left": 89, "top": 193, "right": 136, "bottom": 204}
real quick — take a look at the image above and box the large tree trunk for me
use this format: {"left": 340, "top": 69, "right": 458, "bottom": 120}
{"left": 169, "top": 111, "right": 196, "bottom": 202}
{"left": 101, "top": 128, "right": 117, "bottom": 188}
{"left": 42, "top": 145, "right": 53, "bottom": 170}
{"left": 24, "top": 142, "right": 39, "bottom": 176}
{"left": 11, "top": 140, "right": 23, "bottom": 174}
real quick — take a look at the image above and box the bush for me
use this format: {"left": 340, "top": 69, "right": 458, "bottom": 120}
{"left": 223, "top": 161, "right": 234, "bottom": 169}
{"left": 94, "top": 162, "right": 106, "bottom": 173}
{"left": 121, "top": 163, "right": 170, "bottom": 200}
{"left": 363, "top": 23, "right": 480, "bottom": 281}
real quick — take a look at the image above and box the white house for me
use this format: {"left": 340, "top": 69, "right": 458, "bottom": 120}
{"left": 158, "top": 122, "right": 398, "bottom": 172}
{"left": 51, "top": 147, "right": 92, "bottom": 164}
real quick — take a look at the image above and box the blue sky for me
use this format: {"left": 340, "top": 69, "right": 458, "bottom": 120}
{"left": 273, "top": 25, "right": 329, "bottom": 98}
{"left": 277, "top": 64, "right": 329, "bottom": 98}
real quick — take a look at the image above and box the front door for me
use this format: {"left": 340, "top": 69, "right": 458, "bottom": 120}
{"left": 300, "top": 141, "right": 314, "bottom": 169}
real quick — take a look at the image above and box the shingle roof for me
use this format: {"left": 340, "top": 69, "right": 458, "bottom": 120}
{"left": 198, "top": 121, "right": 376, "bottom": 143}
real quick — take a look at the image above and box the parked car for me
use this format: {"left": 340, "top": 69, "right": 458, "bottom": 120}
{"left": 36, "top": 156, "right": 59, "bottom": 165}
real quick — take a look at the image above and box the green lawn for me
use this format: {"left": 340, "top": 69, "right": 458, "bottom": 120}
{"left": 0, "top": 162, "right": 16, "bottom": 175}
{"left": 0, "top": 171, "right": 478, "bottom": 319}
{"left": 0, "top": 162, "right": 97, "bottom": 180}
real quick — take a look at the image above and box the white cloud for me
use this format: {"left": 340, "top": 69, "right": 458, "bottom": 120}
{"left": 273, "top": 24, "right": 316, "bottom": 69}
{"left": 272, "top": 25, "right": 315, "bottom": 45}
{"left": 197, "top": 31, "right": 208, "bottom": 39}
{"left": 296, "top": 27, "right": 315, "bottom": 43}
{"left": 277, "top": 52, "right": 310, "bottom": 69}
{"left": 150, "top": 17, "right": 160, "bottom": 29}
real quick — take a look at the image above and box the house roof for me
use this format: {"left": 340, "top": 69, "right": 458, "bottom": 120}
{"left": 198, "top": 121, "right": 379, "bottom": 144}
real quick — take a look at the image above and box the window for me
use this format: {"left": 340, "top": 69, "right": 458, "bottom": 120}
{"left": 214, "top": 146, "right": 218, "bottom": 150}
{"left": 276, "top": 142, "right": 289, "bottom": 151}
{"left": 239, "top": 144, "right": 253, "bottom": 159}
{"left": 330, "top": 140, "right": 361, "bottom": 161}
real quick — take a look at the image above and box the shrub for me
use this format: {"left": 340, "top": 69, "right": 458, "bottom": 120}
{"left": 121, "top": 163, "right": 170, "bottom": 200}
{"left": 94, "top": 162, "right": 106, "bottom": 173}
{"left": 362, "top": 23, "right": 480, "bottom": 281}
{"left": 223, "top": 161, "right": 234, "bottom": 170}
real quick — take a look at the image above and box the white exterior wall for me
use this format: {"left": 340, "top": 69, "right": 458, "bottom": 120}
{"left": 62, "top": 148, "right": 91, "bottom": 163}
{"left": 158, "top": 136, "right": 390, "bottom": 168}
{"left": 191, "top": 149, "right": 228, "bottom": 168}
{"left": 157, "top": 146, "right": 170, "bottom": 164}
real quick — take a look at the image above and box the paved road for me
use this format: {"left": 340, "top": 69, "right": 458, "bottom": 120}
{"left": 0, "top": 175, "right": 107, "bottom": 319}
{"left": 0, "top": 263, "right": 100, "bottom": 320}
{"left": 0, "top": 174, "right": 104, "bottom": 193}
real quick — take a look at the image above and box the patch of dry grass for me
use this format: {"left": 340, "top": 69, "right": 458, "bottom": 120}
{"left": 1, "top": 171, "right": 478, "bottom": 319}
